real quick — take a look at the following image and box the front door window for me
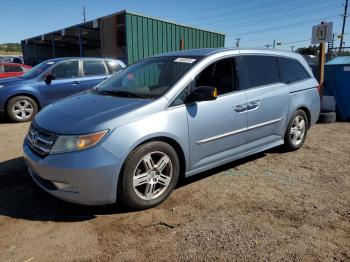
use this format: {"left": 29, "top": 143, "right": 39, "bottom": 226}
{"left": 51, "top": 60, "right": 79, "bottom": 79}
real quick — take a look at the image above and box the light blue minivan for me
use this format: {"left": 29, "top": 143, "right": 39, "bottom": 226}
{"left": 23, "top": 48, "right": 320, "bottom": 210}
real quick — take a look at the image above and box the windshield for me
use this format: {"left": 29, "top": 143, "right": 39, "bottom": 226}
{"left": 97, "top": 56, "right": 200, "bottom": 99}
{"left": 21, "top": 60, "right": 56, "bottom": 79}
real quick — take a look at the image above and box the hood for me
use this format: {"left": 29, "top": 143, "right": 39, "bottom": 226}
{"left": 34, "top": 91, "right": 154, "bottom": 134}
{"left": 0, "top": 77, "right": 36, "bottom": 86}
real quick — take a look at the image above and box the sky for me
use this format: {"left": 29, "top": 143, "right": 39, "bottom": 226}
{"left": 0, "top": 0, "right": 348, "bottom": 51}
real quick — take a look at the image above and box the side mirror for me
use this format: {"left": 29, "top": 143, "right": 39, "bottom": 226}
{"left": 185, "top": 86, "right": 218, "bottom": 104}
{"left": 44, "top": 74, "right": 55, "bottom": 85}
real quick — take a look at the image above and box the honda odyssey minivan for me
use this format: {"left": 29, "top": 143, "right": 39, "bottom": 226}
{"left": 23, "top": 48, "right": 320, "bottom": 210}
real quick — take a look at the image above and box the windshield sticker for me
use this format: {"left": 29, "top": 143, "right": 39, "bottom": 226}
{"left": 174, "top": 58, "right": 196, "bottom": 64}
{"left": 47, "top": 61, "right": 55, "bottom": 65}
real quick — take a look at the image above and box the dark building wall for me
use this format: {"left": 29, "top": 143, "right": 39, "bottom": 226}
{"left": 100, "top": 13, "right": 126, "bottom": 61}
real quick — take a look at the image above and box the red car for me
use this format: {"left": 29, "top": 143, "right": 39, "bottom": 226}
{"left": 0, "top": 62, "right": 31, "bottom": 78}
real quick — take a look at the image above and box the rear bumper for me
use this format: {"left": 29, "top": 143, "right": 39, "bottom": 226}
{"left": 23, "top": 140, "right": 122, "bottom": 205}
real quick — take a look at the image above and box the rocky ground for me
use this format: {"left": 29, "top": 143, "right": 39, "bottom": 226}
{"left": 0, "top": 122, "right": 349, "bottom": 261}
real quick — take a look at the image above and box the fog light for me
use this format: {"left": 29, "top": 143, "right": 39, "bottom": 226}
{"left": 52, "top": 181, "right": 77, "bottom": 193}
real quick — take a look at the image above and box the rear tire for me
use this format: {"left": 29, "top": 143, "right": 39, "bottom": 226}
{"left": 6, "top": 96, "right": 38, "bottom": 123}
{"left": 284, "top": 110, "right": 308, "bottom": 151}
{"left": 118, "top": 141, "right": 180, "bottom": 210}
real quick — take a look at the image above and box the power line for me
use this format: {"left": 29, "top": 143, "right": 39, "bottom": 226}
{"left": 177, "top": 0, "right": 286, "bottom": 21}
{"left": 216, "top": 4, "right": 339, "bottom": 30}
{"left": 227, "top": 14, "right": 338, "bottom": 37}
{"left": 167, "top": 0, "right": 256, "bottom": 17}
{"left": 283, "top": 39, "right": 311, "bottom": 46}
{"left": 175, "top": 0, "right": 335, "bottom": 24}
{"left": 239, "top": 28, "right": 311, "bottom": 41}
{"left": 170, "top": 0, "right": 341, "bottom": 44}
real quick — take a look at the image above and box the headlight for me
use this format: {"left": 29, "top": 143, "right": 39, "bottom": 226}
{"left": 50, "top": 130, "right": 108, "bottom": 154}
{"left": 0, "top": 85, "right": 4, "bottom": 88}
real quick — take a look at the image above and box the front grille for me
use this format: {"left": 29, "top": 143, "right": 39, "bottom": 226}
{"left": 27, "top": 123, "right": 57, "bottom": 157}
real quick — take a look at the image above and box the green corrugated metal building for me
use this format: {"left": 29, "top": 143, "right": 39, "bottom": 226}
{"left": 21, "top": 10, "right": 225, "bottom": 66}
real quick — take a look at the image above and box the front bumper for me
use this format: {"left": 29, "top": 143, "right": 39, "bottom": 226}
{"left": 23, "top": 140, "right": 122, "bottom": 205}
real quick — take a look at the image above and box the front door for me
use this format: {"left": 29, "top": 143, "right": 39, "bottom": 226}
{"left": 186, "top": 57, "right": 247, "bottom": 172}
{"left": 40, "top": 59, "right": 82, "bottom": 105}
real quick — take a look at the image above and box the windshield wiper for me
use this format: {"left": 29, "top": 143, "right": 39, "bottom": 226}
{"left": 97, "top": 89, "right": 146, "bottom": 99}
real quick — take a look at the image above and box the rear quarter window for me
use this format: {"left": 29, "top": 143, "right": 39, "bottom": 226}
{"left": 4, "top": 65, "right": 23, "bottom": 72}
{"left": 105, "top": 60, "right": 123, "bottom": 74}
{"left": 241, "top": 55, "right": 280, "bottom": 89}
{"left": 279, "top": 57, "right": 310, "bottom": 84}
{"left": 83, "top": 60, "right": 107, "bottom": 76}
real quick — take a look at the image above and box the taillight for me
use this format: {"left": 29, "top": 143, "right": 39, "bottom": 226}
{"left": 316, "top": 85, "right": 320, "bottom": 93}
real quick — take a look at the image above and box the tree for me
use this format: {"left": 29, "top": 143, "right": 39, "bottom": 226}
{"left": 0, "top": 43, "right": 21, "bottom": 53}
{"left": 296, "top": 45, "right": 319, "bottom": 56}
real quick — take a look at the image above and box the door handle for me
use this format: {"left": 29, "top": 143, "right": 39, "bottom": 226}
{"left": 72, "top": 81, "right": 80, "bottom": 86}
{"left": 234, "top": 104, "right": 247, "bottom": 113}
{"left": 246, "top": 101, "right": 260, "bottom": 111}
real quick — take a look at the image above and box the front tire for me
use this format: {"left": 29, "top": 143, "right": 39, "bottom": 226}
{"left": 6, "top": 96, "right": 38, "bottom": 123}
{"left": 118, "top": 141, "right": 180, "bottom": 210}
{"left": 284, "top": 110, "right": 308, "bottom": 151}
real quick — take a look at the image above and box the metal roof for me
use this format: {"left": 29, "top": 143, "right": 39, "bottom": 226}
{"left": 22, "top": 10, "right": 225, "bottom": 41}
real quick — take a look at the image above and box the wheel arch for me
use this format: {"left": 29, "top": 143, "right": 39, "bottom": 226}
{"left": 284, "top": 105, "right": 311, "bottom": 137}
{"left": 122, "top": 135, "right": 187, "bottom": 179}
{"left": 5, "top": 93, "right": 41, "bottom": 112}
{"left": 296, "top": 106, "right": 311, "bottom": 128}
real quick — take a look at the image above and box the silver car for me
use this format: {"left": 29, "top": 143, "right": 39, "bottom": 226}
{"left": 23, "top": 48, "right": 320, "bottom": 210}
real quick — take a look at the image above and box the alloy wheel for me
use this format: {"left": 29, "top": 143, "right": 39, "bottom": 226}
{"left": 133, "top": 151, "right": 173, "bottom": 200}
{"left": 12, "top": 100, "right": 34, "bottom": 120}
{"left": 290, "top": 115, "right": 306, "bottom": 146}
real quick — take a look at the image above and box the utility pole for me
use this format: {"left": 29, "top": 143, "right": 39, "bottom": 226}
{"left": 339, "top": 0, "right": 348, "bottom": 55}
{"left": 82, "top": 6, "right": 86, "bottom": 22}
{"left": 291, "top": 45, "right": 294, "bottom": 52}
{"left": 235, "top": 37, "right": 241, "bottom": 47}
{"left": 319, "top": 21, "right": 326, "bottom": 96}
{"left": 273, "top": 39, "right": 276, "bottom": 49}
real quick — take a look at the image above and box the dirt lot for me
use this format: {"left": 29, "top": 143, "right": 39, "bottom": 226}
{"left": 0, "top": 121, "right": 349, "bottom": 262}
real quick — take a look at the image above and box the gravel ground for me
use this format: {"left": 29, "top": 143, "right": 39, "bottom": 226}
{"left": 0, "top": 121, "right": 349, "bottom": 261}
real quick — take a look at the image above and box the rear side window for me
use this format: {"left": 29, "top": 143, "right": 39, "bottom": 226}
{"left": 51, "top": 60, "right": 79, "bottom": 79}
{"left": 4, "top": 65, "right": 23, "bottom": 72}
{"left": 279, "top": 58, "right": 310, "bottom": 84}
{"left": 83, "top": 60, "right": 107, "bottom": 76}
{"left": 242, "top": 55, "right": 280, "bottom": 89}
{"left": 105, "top": 60, "right": 123, "bottom": 74}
